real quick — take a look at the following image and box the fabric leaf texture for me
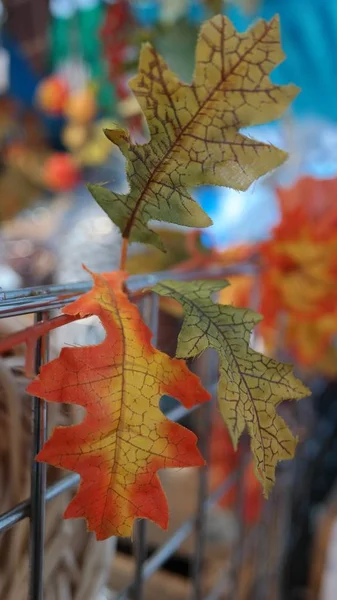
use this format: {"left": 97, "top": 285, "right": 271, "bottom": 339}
{"left": 89, "top": 15, "right": 298, "bottom": 250}
{"left": 153, "top": 280, "right": 309, "bottom": 494}
{"left": 27, "top": 270, "right": 210, "bottom": 539}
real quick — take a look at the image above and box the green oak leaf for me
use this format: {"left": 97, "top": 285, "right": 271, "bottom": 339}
{"left": 153, "top": 279, "right": 310, "bottom": 494}
{"left": 89, "top": 15, "right": 298, "bottom": 250}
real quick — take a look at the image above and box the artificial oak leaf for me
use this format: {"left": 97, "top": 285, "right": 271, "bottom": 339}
{"left": 260, "top": 239, "right": 337, "bottom": 324}
{"left": 276, "top": 177, "right": 337, "bottom": 239}
{"left": 27, "top": 269, "right": 210, "bottom": 539}
{"left": 153, "top": 280, "right": 309, "bottom": 494}
{"left": 285, "top": 313, "right": 337, "bottom": 369}
{"left": 89, "top": 14, "right": 298, "bottom": 250}
{"left": 259, "top": 177, "right": 337, "bottom": 328}
{"left": 218, "top": 273, "right": 254, "bottom": 309}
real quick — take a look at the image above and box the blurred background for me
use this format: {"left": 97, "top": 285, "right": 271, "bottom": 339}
{"left": 1, "top": 1, "right": 337, "bottom": 599}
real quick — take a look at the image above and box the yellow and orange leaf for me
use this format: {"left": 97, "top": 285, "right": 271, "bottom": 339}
{"left": 285, "top": 314, "right": 337, "bottom": 369}
{"left": 259, "top": 177, "right": 337, "bottom": 326}
{"left": 27, "top": 269, "right": 210, "bottom": 539}
{"left": 256, "top": 177, "right": 337, "bottom": 368}
{"left": 88, "top": 15, "right": 298, "bottom": 251}
{"left": 153, "top": 280, "right": 309, "bottom": 494}
{"left": 218, "top": 273, "right": 254, "bottom": 309}
{"left": 276, "top": 177, "right": 337, "bottom": 238}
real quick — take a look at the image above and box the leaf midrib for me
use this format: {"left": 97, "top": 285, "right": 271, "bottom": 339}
{"left": 158, "top": 283, "right": 265, "bottom": 469}
{"left": 99, "top": 292, "right": 128, "bottom": 536}
{"left": 123, "top": 20, "right": 274, "bottom": 240}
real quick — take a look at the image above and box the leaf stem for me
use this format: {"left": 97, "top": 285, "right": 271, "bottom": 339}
{"left": 120, "top": 237, "right": 129, "bottom": 271}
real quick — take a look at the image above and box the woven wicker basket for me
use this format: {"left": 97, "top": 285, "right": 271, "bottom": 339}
{"left": 0, "top": 319, "right": 115, "bottom": 600}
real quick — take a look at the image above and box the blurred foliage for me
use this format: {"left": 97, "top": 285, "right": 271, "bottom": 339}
{"left": 126, "top": 229, "right": 210, "bottom": 275}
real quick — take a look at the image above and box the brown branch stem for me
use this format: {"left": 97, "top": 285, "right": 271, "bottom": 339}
{"left": 120, "top": 237, "right": 129, "bottom": 271}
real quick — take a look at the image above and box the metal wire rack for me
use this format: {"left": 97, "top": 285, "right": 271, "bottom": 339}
{"left": 0, "top": 265, "right": 283, "bottom": 600}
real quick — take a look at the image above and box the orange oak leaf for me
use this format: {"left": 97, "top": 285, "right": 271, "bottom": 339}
{"left": 27, "top": 269, "right": 210, "bottom": 539}
{"left": 276, "top": 177, "right": 337, "bottom": 239}
{"left": 218, "top": 273, "right": 254, "bottom": 309}
{"left": 285, "top": 313, "right": 337, "bottom": 369}
{"left": 251, "top": 176, "right": 337, "bottom": 369}
{"left": 259, "top": 177, "right": 337, "bottom": 327}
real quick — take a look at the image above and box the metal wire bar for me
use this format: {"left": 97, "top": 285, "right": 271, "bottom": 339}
{"left": 0, "top": 265, "right": 257, "bottom": 600}
{"left": 190, "top": 351, "right": 217, "bottom": 600}
{"left": 132, "top": 294, "right": 160, "bottom": 600}
{"left": 0, "top": 402, "right": 206, "bottom": 535}
{"left": 28, "top": 312, "right": 48, "bottom": 600}
{"left": 191, "top": 404, "right": 213, "bottom": 600}
{"left": 133, "top": 520, "right": 147, "bottom": 600}
{"left": 204, "top": 567, "right": 231, "bottom": 600}
{"left": 0, "top": 473, "right": 80, "bottom": 533}
{"left": 0, "top": 265, "right": 253, "bottom": 317}
{"left": 231, "top": 437, "right": 248, "bottom": 594}
{"left": 117, "top": 469, "right": 240, "bottom": 600}
{"left": 204, "top": 521, "right": 260, "bottom": 600}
